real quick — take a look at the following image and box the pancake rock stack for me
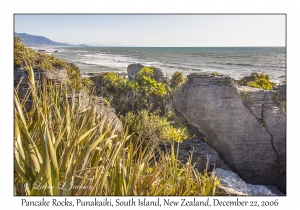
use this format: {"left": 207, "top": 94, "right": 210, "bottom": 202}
{"left": 14, "top": 67, "right": 123, "bottom": 133}
{"left": 173, "top": 73, "right": 286, "bottom": 193}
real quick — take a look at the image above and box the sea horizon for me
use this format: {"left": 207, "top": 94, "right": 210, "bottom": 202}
{"left": 29, "top": 45, "right": 286, "bottom": 84}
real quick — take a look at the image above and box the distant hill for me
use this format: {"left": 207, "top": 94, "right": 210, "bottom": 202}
{"left": 14, "top": 33, "right": 87, "bottom": 47}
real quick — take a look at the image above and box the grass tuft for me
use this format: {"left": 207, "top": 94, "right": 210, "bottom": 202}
{"left": 14, "top": 65, "right": 220, "bottom": 196}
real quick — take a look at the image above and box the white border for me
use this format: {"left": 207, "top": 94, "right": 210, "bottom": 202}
{"left": 2, "top": 0, "right": 299, "bottom": 209}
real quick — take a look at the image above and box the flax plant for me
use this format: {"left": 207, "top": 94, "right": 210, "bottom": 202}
{"left": 14, "top": 65, "right": 220, "bottom": 196}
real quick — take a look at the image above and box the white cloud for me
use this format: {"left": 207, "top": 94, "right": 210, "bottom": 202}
{"left": 86, "top": 39, "right": 129, "bottom": 46}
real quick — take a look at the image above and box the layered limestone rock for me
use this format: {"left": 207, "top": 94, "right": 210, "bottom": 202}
{"left": 14, "top": 68, "right": 123, "bottom": 133}
{"left": 67, "top": 92, "right": 123, "bottom": 133}
{"left": 173, "top": 73, "right": 286, "bottom": 193}
{"left": 238, "top": 85, "right": 286, "bottom": 187}
{"left": 14, "top": 68, "right": 67, "bottom": 110}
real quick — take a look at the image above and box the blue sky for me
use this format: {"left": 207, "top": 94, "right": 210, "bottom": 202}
{"left": 14, "top": 14, "right": 285, "bottom": 47}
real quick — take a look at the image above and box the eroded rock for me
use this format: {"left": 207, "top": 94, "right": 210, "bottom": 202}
{"left": 215, "top": 168, "right": 284, "bottom": 196}
{"left": 67, "top": 92, "right": 123, "bottom": 133}
{"left": 127, "top": 63, "right": 165, "bottom": 82}
{"left": 173, "top": 73, "right": 286, "bottom": 193}
{"left": 127, "top": 63, "right": 144, "bottom": 80}
{"left": 14, "top": 68, "right": 68, "bottom": 110}
{"left": 14, "top": 68, "right": 123, "bottom": 133}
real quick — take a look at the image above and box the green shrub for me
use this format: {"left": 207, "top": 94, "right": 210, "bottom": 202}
{"left": 34, "top": 53, "right": 67, "bottom": 70}
{"left": 100, "top": 70, "right": 183, "bottom": 112}
{"left": 100, "top": 70, "right": 170, "bottom": 115}
{"left": 238, "top": 72, "right": 275, "bottom": 90}
{"left": 165, "top": 111, "right": 186, "bottom": 129}
{"left": 14, "top": 36, "right": 67, "bottom": 70}
{"left": 14, "top": 66, "right": 220, "bottom": 196}
{"left": 14, "top": 36, "right": 93, "bottom": 91}
{"left": 136, "top": 67, "right": 167, "bottom": 97}
{"left": 170, "top": 71, "right": 187, "bottom": 89}
{"left": 98, "top": 68, "right": 189, "bottom": 118}
{"left": 248, "top": 78, "right": 274, "bottom": 90}
{"left": 122, "top": 110, "right": 188, "bottom": 144}
{"left": 239, "top": 91, "right": 254, "bottom": 104}
{"left": 136, "top": 66, "right": 156, "bottom": 79}
{"left": 66, "top": 63, "right": 94, "bottom": 91}
{"left": 103, "top": 72, "right": 138, "bottom": 92}
{"left": 14, "top": 36, "right": 37, "bottom": 67}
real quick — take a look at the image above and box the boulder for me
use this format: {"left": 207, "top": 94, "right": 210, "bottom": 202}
{"left": 127, "top": 63, "right": 144, "bottom": 80}
{"left": 173, "top": 73, "right": 286, "bottom": 193}
{"left": 127, "top": 64, "right": 165, "bottom": 82}
{"left": 215, "top": 168, "right": 284, "bottom": 196}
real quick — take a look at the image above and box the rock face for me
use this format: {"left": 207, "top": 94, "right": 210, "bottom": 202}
{"left": 173, "top": 73, "right": 286, "bottom": 193}
{"left": 67, "top": 92, "right": 123, "bottom": 133}
{"left": 88, "top": 73, "right": 105, "bottom": 93}
{"left": 274, "top": 84, "right": 286, "bottom": 102}
{"left": 215, "top": 168, "right": 284, "bottom": 196}
{"left": 127, "top": 63, "right": 165, "bottom": 82}
{"left": 90, "top": 96, "right": 122, "bottom": 133}
{"left": 127, "top": 64, "right": 144, "bottom": 80}
{"left": 153, "top": 68, "right": 165, "bottom": 82}
{"left": 160, "top": 138, "right": 231, "bottom": 173}
{"left": 14, "top": 68, "right": 123, "bottom": 133}
{"left": 14, "top": 68, "right": 68, "bottom": 111}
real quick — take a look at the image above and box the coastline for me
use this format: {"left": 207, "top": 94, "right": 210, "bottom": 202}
{"left": 29, "top": 45, "right": 286, "bottom": 84}
{"left": 13, "top": 38, "right": 286, "bottom": 196}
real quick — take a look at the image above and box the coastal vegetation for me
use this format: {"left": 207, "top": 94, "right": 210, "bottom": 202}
{"left": 99, "top": 67, "right": 186, "bottom": 116}
{"left": 14, "top": 36, "right": 93, "bottom": 91}
{"left": 98, "top": 66, "right": 189, "bottom": 146}
{"left": 14, "top": 36, "right": 220, "bottom": 195}
{"left": 14, "top": 35, "right": 286, "bottom": 196}
{"left": 239, "top": 91, "right": 254, "bottom": 104}
{"left": 238, "top": 72, "right": 275, "bottom": 90}
{"left": 122, "top": 110, "right": 188, "bottom": 145}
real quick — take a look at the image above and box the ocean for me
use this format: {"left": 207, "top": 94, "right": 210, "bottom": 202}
{"left": 31, "top": 46, "right": 286, "bottom": 84}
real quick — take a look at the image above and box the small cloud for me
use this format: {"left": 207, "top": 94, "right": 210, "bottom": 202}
{"left": 87, "top": 39, "right": 128, "bottom": 46}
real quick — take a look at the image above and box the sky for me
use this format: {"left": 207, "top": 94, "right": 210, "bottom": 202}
{"left": 14, "top": 14, "right": 286, "bottom": 47}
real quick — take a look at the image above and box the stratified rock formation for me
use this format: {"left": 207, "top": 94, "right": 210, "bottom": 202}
{"left": 14, "top": 68, "right": 67, "bottom": 111}
{"left": 14, "top": 68, "right": 123, "bottom": 133}
{"left": 67, "top": 92, "right": 123, "bottom": 133}
{"left": 173, "top": 73, "right": 286, "bottom": 193}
